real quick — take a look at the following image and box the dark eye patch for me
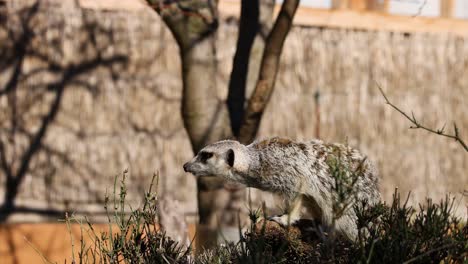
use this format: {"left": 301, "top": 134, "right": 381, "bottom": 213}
{"left": 199, "top": 152, "right": 213, "bottom": 162}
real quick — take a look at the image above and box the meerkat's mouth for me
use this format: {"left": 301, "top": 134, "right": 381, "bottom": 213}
{"left": 183, "top": 162, "right": 215, "bottom": 177}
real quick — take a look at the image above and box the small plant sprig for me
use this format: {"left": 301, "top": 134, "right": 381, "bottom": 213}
{"left": 64, "top": 171, "right": 192, "bottom": 264}
{"left": 328, "top": 154, "right": 366, "bottom": 220}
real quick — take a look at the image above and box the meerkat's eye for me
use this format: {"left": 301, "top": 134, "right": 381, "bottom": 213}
{"left": 199, "top": 152, "right": 213, "bottom": 162}
{"left": 226, "top": 149, "right": 234, "bottom": 167}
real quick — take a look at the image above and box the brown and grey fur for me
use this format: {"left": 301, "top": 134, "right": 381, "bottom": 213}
{"left": 183, "top": 137, "right": 381, "bottom": 241}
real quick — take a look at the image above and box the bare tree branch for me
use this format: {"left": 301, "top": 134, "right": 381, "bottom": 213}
{"left": 228, "top": 0, "right": 275, "bottom": 138}
{"left": 227, "top": 0, "right": 260, "bottom": 137}
{"left": 377, "top": 82, "right": 467, "bottom": 152}
{"left": 238, "top": 0, "right": 300, "bottom": 143}
{"left": 412, "top": 0, "right": 428, "bottom": 17}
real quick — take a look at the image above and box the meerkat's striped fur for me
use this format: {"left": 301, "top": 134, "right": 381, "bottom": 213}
{"left": 183, "top": 137, "right": 380, "bottom": 241}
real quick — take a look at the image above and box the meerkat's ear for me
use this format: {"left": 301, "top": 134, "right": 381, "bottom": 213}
{"left": 226, "top": 149, "right": 235, "bottom": 167}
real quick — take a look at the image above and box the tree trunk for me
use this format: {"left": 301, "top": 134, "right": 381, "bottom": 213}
{"left": 150, "top": 0, "right": 238, "bottom": 250}
{"left": 180, "top": 37, "right": 234, "bottom": 250}
{"left": 149, "top": 0, "right": 299, "bottom": 251}
{"left": 180, "top": 38, "right": 231, "bottom": 152}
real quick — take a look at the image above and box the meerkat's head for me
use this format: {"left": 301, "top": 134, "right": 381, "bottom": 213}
{"left": 183, "top": 140, "right": 251, "bottom": 183}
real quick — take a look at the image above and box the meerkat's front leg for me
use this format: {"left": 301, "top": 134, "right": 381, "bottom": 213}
{"left": 269, "top": 194, "right": 303, "bottom": 226}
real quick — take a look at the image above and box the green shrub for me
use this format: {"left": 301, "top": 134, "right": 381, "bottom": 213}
{"left": 197, "top": 194, "right": 466, "bottom": 264}
{"left": 65, "top": 171, "right": 191, "bottom": 264}
{"left": 64, "top": 171, "right": 466, "bottom": 264}
{"left": 353, "top": 191, "right": 467, "bottom": 264}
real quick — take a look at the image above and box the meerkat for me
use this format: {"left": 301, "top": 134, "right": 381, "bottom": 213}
{"left": 183, "top": 137, "right": 381, "bottom": 241}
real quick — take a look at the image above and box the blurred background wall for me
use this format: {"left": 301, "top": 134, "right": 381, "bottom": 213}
{"left": 0, "top": 0, "right": 467, "bottom": 261}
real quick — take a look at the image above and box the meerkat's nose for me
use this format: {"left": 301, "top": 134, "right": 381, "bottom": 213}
{"left": 183, "top": 163, "right": 189, "bottom": 172}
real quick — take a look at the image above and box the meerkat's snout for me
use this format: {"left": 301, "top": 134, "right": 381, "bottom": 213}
{"left": 182, "top": 160, "right": 199, "bottom": 175}
{"left": 182, "top": 162, "right": 190, "bottom": 172}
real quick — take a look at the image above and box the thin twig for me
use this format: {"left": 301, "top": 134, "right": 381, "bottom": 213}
{"left": 402, "top": 243, "right": 456, "bottom": 264}
{"left": 65, "top": 212, "right": 76, "bottom": 264}
{"left": 412, "top": 0, "right": 428, "bottom": 17}
{"left": 376, "top": 82, "right": 467, "bottom": 152}
{"left": 24, "top": 236, "right": 55, "bottom": 264}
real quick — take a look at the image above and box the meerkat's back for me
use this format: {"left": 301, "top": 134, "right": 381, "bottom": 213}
{"left": 248, "top": 137, "right": 380, "bottom": 203}
{"left": 247, "top": 137, "right": 381, "bottom": 240}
